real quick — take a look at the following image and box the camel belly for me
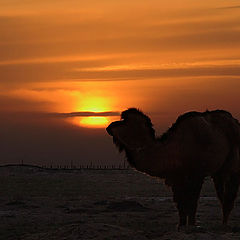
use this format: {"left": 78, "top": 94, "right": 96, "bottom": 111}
{"left": 179, "top": 137, "right": 230, "bottom": 176}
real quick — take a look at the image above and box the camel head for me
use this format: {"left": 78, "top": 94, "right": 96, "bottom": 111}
{"left": 106, "top": 108, "right": 155, "bottom": 154}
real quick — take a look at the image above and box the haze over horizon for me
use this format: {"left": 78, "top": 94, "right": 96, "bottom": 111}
{"left": 1, "top": 0, "right": 240, "bottom": 166}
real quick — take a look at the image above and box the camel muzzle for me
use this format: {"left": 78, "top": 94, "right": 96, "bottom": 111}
{"left": 106, "top": 125, "right": 113, "bottom": 136}
{"left": 106, "top": 121, "right": 123, "bottom": 136}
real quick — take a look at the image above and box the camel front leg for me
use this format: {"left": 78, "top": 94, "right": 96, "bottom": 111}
{"left": 172, "top": 176, "right": 204, "bottom": 230}
{"left": 176, "top": 198, "right": 187, "bottom": 228}
{"left": 172, "top": 181, "right": 188, "bottom": 230}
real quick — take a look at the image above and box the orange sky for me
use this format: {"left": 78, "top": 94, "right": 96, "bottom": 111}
{"left": 0, "top": 0, "right": 240, "bottom": 165}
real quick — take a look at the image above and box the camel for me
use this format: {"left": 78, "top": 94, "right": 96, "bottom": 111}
{"left": 106, "top": 108, "right": 240, "bottom": 229}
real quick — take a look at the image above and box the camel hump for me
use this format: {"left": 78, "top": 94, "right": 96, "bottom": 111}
{"left": 160, "top": 109, "right": 240, "bottom": 144}
{"left": 204, "top": 110, "right": 240, "bottom": 144}
{"left": 207, "top": 109, "right": 233, "bottom": 116}
{"left": 176, "top": 109, "right": 234, "bottom": 126}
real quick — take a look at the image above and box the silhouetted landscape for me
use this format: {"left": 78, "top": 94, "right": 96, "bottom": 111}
{"left": 0, "top": 164, "right": 240, "bottom": 240}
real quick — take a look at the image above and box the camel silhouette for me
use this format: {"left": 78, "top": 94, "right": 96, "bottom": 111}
{"left": 106, "top": 108, "right": 240, "bottom": 229}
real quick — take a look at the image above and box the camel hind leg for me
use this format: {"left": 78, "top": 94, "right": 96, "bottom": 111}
{"left": 213, "top": 173, "right": 240, "bottom": 225}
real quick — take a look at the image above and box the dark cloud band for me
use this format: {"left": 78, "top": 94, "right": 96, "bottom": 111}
{"left": 217, "top": 5, "right": 240, "bottom": 10}
{"left": 51, "top": 111, "right": 120, "bottom": 118}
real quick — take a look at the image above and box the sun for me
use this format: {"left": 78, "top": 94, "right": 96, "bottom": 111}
{"left": 71, "top": 96, "right": 114, "bottom": 128}
{"left": 79, "top": 117, "right": 110, "bottom": 128}
{"left": 77, "top": 97, "right": 110, "bottom": 113}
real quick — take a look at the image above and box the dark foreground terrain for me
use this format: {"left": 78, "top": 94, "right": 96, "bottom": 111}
{"left": 0, "top": 165, "right": 240, "bottom": 240}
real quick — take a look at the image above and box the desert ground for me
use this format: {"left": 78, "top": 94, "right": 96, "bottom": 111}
{"left": 0, "top": 165, "right": 240, "bottom": 240}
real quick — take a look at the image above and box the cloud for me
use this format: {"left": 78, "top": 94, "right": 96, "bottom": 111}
{"left": 0, "top": 95, "right": 53, "bottom": 112}
{"left": 2, "top": 61, "right": 240, "bottom": 88}
{"left": 70, "top": 64, "right": 240, "bottom": 81}
{"left": 0, "top": 54, "right": 130, "bottom": 66}
{"left": 51, "top": 111, "right": 120, "bottom": 118}
{"left": 0, "top": 110, "right": 120, "bottom": 119}
{"left": 217, "top": 5, "right": 240, "bottom": 10}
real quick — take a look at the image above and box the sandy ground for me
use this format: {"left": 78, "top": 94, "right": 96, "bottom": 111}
{"left": 0, "top": 165, "right": 240, "bottom": 240}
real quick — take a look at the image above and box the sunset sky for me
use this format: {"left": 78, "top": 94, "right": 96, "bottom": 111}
{"left": 1, "top": 0, "right": 240, "bottom": 166}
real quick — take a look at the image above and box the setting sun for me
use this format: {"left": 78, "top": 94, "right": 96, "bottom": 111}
{"left": 71, "top": 96, "right": 114, "bottom": 128}
{"left": 80, "top": 116, "right": 110, "bottom": 128}
{"left": 77, "top": 97, "right": 111, "bottom": 113}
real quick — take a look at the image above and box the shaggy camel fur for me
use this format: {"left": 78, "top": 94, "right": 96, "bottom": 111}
{"left": 106, "top": 108, "right": 240, "bottom": 229}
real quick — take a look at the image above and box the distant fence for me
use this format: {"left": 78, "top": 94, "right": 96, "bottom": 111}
{"left": 0, "top": 161, "right": 131, "bottom": 170}
{"left": 43, "top": 164, "right": 131, "bottom": 170}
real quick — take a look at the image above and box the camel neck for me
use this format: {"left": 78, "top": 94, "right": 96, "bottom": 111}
{"left": 132, "top": 140, "right": 180, "bottom": 178}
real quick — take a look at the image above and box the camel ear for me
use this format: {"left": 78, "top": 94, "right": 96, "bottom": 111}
{"left": 121, "top": 108, "right": 146, "bottom": 125}
{"left": 121, "top": 108, "right": 155, "bottom": 138}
